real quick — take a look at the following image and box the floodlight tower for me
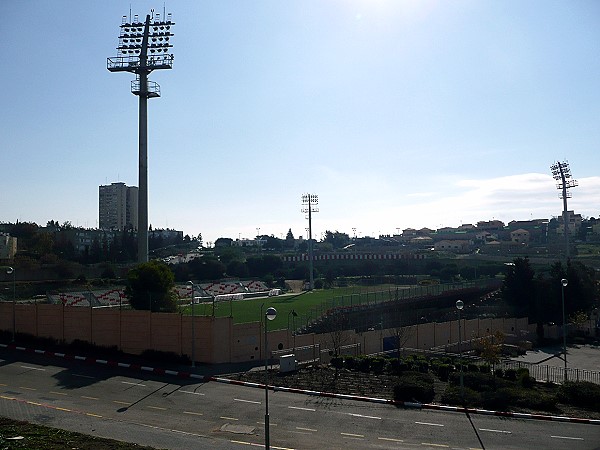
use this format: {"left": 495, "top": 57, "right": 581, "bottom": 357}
{"left": 107, "top": 9, "right": 175, "bottom": 263}
{"left": 301, "top": 194, "right": 319, "bottom": 290}
{"left": 550, "top": 161, "right": 578, "bottom": 259}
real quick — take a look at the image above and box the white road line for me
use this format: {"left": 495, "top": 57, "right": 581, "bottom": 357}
{"left": 121, "top": 381, "right": 146, "bottom": 387}
{"left": 221, "top": 416, "right": 238, "bottom": 421}
{"left": 183, "top": 411, "right": 203, "bottom": 416}
{"left": 49, "top": 391, "right": 67, "bottom": 396}
{"left": 480, "top": 428, "right": 511, "bottom": 434}
{"left": 234, "top": 398, "right": 261, "bottom": 404}
{"left": 421, "top": 443, "right": 448, "bottom": 448}
{"left": 551, "top": 435, "right": 583, "bottom": 440}
{"left": 348, "top": 413, "right": 382, "bottom": 420}
{"left": 288, "top": 406, "right": 315, "bottom": 412}
{"left": 146, "top": 405, "right": 167, "bottom": 410}
{"left": 72, "top": 374, "right": 95, "bottom": 379}
{"left": 179, "top": 390, "right": 205, "bottom": 396}
{"left": 81, "top": 396, "right": 99, "bottom": 400}
{"left": 19, "top": 365, "right": 45, "bottom": 371}
{"left": 341, "top": 432, "right": 364, "bottom": 438}
{"left": 415, "top": 421, "right": 444, "bottom": 427}
{"left": 296, "top": 427, "right": 317, "bottom": 432}
{"left": 378, "top": 437, "right": 404, "bottom": 443}
{"left": 19, "top": 387, "right": 36, "bottom": 391}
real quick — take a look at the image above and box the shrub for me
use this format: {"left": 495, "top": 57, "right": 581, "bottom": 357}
{"left": 393, "top": 371, "right": 435, "bottom": 403}
{"left": 330, "top": 356, "right": 343, "bottom": 370}
{"left": 371, "top": 357, "right": 388, "bottom": 374}
{"left": 482, "top": 389, "right": 511, "bottom": 410}
{"left": 449, "top": 371, "right": 502, "bottom": 392}
{"left": 514, "top": 389, "right": 557, "bottom": 411}
{"left": 479, "top": 364, "right": 491, "bottom": 374}
{"left": 558, "top": 381, "right": 600, "bottom": 411}
{"left": 357, "top": 356, "right": 371, "bottom": 373}
{"left": 467, "top": 363, "right": 479, "bottom": 373}
{"left": 436, "top": 363, "right": 452, "bottom": 381}
{"left": 441, "top": 385, "right": 481, "bottom": 407}
{"left": 504, "top": 368, "right": 517, "bottom": 381}
{"left": 494, "top": 368, "right": 504, "bottom": 378}
{"left": 344, "top": 356, "right": 356, "bottom": 370}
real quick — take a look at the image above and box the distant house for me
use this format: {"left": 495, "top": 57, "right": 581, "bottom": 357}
{"left": 434, "top": 239, "right": 472, "bottom": 253}
{"left": 511, "top": 228, "right": 530, "bottom": 244}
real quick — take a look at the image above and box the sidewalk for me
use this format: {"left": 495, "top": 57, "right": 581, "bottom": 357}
{"left": 511, "top": 344, "right": 600, "bottom": 371}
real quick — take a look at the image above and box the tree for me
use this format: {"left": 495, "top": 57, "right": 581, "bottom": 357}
{"left": 477, "top": 330, "right": 504, "bottom": 375}
{"left": 502, "top": 258, "right": 535, "bottom": 316}
{"left": 323, "top": 230, "right": 350, "bottom": 249}
{"left": 125, "top": 260, "right": 177, "bottom": 312}
{"left": 285, "top": 229, "right": 295, "bottom": 249}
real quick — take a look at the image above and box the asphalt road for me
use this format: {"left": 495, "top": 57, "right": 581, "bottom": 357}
{"left": 0, "top": 350, "right": 598, "bottom": 450}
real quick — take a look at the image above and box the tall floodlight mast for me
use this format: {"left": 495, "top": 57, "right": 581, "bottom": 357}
{"left": 301, "top": 194, "right": 319, "bottom": 290}
{"left": 550, "top": 161, "right": 578, "bottom": 259}
{"left": 107, "top": 9, "right": 175, "bottom": 263}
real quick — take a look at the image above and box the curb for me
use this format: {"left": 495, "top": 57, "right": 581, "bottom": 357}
{"left": 2, "top": 343, "right": 599, "bottom": 426}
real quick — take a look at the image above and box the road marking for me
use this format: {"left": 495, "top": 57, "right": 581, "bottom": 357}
{"left": 551, "top": 435, "right": 584, "bottom": 441}
{"left": 49, "top": 391, "right": 67, "bottom": 396}
{"left": 19, "top": 387, "right": 36, "bottom": 391}
{"left": 378, "top": 437, "right": 404, "bottom": 443}
{"left": 81, "top": 396, "right": 99, "bottom": 400}
{"left": 113, "top": 400, "right": 131, "bottom": 405}
{"left": 230, "top": 440, "right": 295, "bottom": 449}
{"left": 221, "top": 416, "right": 239, "bottom": 421}
{"left": 348, "top": 412, "right": 382, "bottom": 420}
{"left": 234, "top": 398, "right": 261, "bottom": 404}
{"left": 480, "top": 428, "right": 511, "bottom": 434}
{"left": 180, "top": 390, "right": 205, "bottom": 396}
{"left": 296, "top": 427, "right": 317, "bottom": 432}
{"left": 72, "top": 374, "right": 95, "bottom": 379}
{"left": 121, "top": 381, "right": 146, "bottom": 387}
{"left": 0, "top": 383, "right": 6, "bottom": 386}
{"left": 19, "top": 365, "right": 45, "bottom": 371}
{"left": 54, "top": 406, "right": 71, "bottom": 412}
{"left": 146, "top": 405, "right": 167, "bottom": 410}
{"left": 86, "top": 413, "right": 103, "bottom": 418}
{"left": 341, "top": 432, "right": 364, "bottom": 438}
{"left": 415, "top": 421, "right": 444, "bottom": 427}
{"left": 183, "top": 411, "right": 203, "bottom": 416}
{"left": 288, "top": 406, "right": 315, "bottom": 412}
{"left": 421, "top": 443, "right": 448, "bottom": 448}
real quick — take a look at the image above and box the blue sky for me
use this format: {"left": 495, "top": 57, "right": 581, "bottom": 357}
{"left": 1, "top": 1, "right": 599, "bottom": 244}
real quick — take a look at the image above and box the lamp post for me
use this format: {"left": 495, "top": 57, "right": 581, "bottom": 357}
{"left": 550, "top": 161, "right": 578, "bottom": 259}
{"left": 455, "top": 299, "right": 464, "bottom": 401}
{"left": 288, "top": 309, "right": 297, "bottom": 352}
{"left": 301, "top": 194, "right": 319, "bottom": 290}
{"left": 6, "top": 267, "right": 15, "bottom": 342}
{"left": 561, "top": 278, "right": 568, "bottom": 380}
{"left": 187, "top": 281, "right": 196, "bottom": 367}
{"left": 264, "top": 306, "right": 277, "bottom": 450}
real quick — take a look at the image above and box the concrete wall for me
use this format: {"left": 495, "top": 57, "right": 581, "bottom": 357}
{"left": 0, "top": 302, "right": 533, "bottom": 365}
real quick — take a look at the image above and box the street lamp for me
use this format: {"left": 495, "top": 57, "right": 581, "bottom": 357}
{"left": 187, "top": 281, "right": 196, "bottom": 367}
{"left": 288, "top": 309, "right": 298, "bottom": 352}
{"left": 264, "top": 306, "right": 277, "bottom": 450}
{"left": 561, "top": 278, "right": 568, "bottom": 380}
{"left": 6, "top": 267, "right": 15, "bottom": 342}
{"left": 455, "top": 299, "right": 464, "bottom": 401}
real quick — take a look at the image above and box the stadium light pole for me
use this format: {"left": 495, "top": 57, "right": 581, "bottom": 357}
{"left": 108, "top": 9, "right": 175, "bottom": 263}
{"left": 561, "top": 278, "right": 568, "bottom": 380}
{"left": 301, "top": 194, "right": 319, "bottom": 290}
{"left": 550, "top": 161, "right": 578, "bottom": 260}
{"left": 264, "top": 307, "right": 277, "bottom": 450}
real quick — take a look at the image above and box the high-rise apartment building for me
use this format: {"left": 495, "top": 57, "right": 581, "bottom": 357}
{"left": 99, "top": 182, "right": 138, "bottom": 231}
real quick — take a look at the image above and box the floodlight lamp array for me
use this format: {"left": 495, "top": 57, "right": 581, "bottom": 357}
{"left": 116, "top": 16, "right": 174, "bottom": 57}
{"left": 301, "top": 194, "right": 319, "bottom": 205}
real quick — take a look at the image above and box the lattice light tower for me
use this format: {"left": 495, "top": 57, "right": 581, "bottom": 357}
{"left": 551, "top": 160, "right": 578, "bottom": 259}
{"left": 301, "top": 194, "right": 319, "bottom": 290}
{"left": 107, "top": 9, "right": 175, "bottom": 263}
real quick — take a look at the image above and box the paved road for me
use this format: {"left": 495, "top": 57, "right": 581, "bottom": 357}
{"left": 0, "top": 350, "right": 598, "bottom": 449}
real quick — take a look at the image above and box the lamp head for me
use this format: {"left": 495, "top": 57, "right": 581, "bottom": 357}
{"left": 265, "top": 307, "right": 277, "bottom": 321}
{"left": 6, "top": 267, "right": 13, "bottom": 275}
{"left": 561, "top": 278, "right": 568, "bottom": 287}
{"left": 456, "top": 300, "right": 464, "bottom": 310}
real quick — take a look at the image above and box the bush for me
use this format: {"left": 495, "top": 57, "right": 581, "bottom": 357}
{"left": 344, "top": 356, "right": 356, "bottom": 370}
{"left": 479, "top": 364, "right": 491, "bottom": 374}
{"left": 449, "top": 371, "right": 504, "bottom": 392}
{"left": 393, "top": 371, "right": 435, "bottom": 403}
{"left": 441, "top": 385, "right": 481, "bottom": 407}
{"left": 514, "top": 389, "right": 557, "bottom": 411}
{"left": 371, "top": 357, "right": 388, "bottom": 375}
{"left": 494, "top": 368, "right": 504, "bottom": 378}
{"left": 558, "top": 381, "right": 600, "bottom": 411}
{"left": 330, "top": 356, "right": 343, "bottom": 370}
{"left": 467, "top": 363, "right": 479, "bottom": 373}
{"left": 356, "top": 356, "right": 371, "bottom": 373}
{"left": 436, "top": 363, "right": 452, "bottom": 381}
{"left": 504, "top": 368, "right": 517, "bottom": 381}
{"left": 482, "top": 389, "right": 511, "bottom": 410}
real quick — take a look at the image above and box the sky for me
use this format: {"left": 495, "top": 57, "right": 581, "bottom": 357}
{"left": 1, "top": 1, "right": 599, "bottom": 245}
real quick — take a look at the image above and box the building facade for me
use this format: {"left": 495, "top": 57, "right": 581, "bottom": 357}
{"left": 99, "top": 182, "right": 138, "bottom": 231}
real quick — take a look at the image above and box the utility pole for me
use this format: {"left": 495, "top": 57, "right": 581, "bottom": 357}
{"left": 301, "top": 194, "right": 319, "bottom": 290}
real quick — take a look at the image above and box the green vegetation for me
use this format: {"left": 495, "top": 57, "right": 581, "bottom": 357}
{"left": 125, "top": 261, "right": 177, "bottom": 312}
{"left": 0, "top": 417, "right": 159, "bottom": 449}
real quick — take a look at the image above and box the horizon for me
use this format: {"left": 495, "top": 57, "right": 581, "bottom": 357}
{"left": 1, "top": 1, "right": 599, "bottom": 244}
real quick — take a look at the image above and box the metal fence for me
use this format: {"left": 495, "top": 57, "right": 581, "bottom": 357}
{"left": 499, "top": 360, "right": 600, "bottom": 384}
